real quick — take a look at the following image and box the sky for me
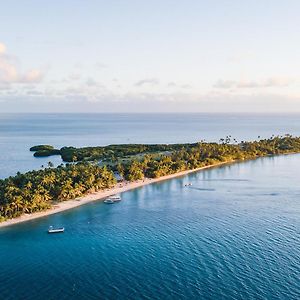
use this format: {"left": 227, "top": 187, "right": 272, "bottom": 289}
{"left": 1, "top": 0, "right": 300, "bottom": 113}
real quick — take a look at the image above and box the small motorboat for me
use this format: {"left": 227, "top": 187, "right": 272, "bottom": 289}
{"left": 104, "top": 198, "right": 115, "bottom": 204}
{"left": 104, "top": 194, "right": 121, "bottom": 204}
{"left": 184, "top": 183, "right": 193, "bottom": 187}
{"left": 108, "top": 194, "right": 121, "bottom": 201}
{"left": 48, "top": 226, "right": 64, "bottom": 234}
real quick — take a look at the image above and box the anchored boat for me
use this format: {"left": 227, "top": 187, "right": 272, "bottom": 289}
{"left": 48, "top": 226, "right": 64, "bottom": 233}
{"left": 104, "top": 194, "right": 121, "bottom": 204}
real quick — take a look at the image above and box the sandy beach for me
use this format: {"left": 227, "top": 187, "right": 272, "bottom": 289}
{"left": 0, "top": 161, "right": 230, "bottom": 229}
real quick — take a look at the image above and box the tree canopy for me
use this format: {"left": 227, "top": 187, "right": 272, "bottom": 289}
{"left": 1, "top": 135, "right": 300, "bottom": 222}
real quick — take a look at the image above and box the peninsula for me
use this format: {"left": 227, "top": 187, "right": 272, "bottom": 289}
{"left": 1, "top": 135, "right": 300, "bottom": 227}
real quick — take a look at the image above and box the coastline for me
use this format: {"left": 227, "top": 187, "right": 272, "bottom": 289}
{"left": 0, "top": 161, "right": 230, "bottom": 229}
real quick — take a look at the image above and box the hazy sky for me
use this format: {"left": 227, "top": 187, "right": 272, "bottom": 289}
{"left": 1, "top": 0, "right": 300, "bottom": 112}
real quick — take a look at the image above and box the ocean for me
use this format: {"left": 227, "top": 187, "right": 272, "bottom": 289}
{"left": 0, "top": 113, "right": 300, "bottom": 299}
{"left": 1, "top": 113, "right": 300, "bottom": 178}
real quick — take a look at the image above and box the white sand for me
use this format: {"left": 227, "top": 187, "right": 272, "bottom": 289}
{"left": 0, "top": 161, "right": 229, "bottom": 228}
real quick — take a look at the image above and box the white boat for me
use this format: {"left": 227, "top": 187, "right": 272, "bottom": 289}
{"left": 48, "top": 226, "right": 64, "bottom": 233}
{"left": 184, "top": 183, "right": 193, "bottom": 187}
{"left": 108, "top": 194, "right": 121, "bottom": 200}
{"left": 104, "top": 194, "right": 121, "bottom": 204}
{"left": 104, "top": 198, "right": 115, "bottom": 204}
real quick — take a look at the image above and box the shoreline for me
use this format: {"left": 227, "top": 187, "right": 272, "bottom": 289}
{"left": 0, "top": 161, "right": 230, "bottom": 229}
{"left": 1, "top": 151, "right": 299, "bottom": 229}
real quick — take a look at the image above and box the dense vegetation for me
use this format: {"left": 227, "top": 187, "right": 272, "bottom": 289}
{"left": 33, "top": 149, "right": 61, "bottom": 157}
{"left": 1, "top": 135, "right": 300, "bottom": 222}
{"left": 30, "top": 145, "right": 55, "bottom": 152}
{"left": 30, "top": 143, "right": 197, "bottom": 162}
{"left": 30, "top": 145, "right": 61, "bottom": 157}
{"left": 0, "top": 164, "right": 116, "bottom": 221}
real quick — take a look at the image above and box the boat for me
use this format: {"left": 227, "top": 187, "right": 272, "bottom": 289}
{"left": 104, "top": 198, "right": 115, "bottom": 204}
{"left": 108, "top": 194, "right": 121, "bottom": 200}
{"left": 104, "top": 194, "right": 121, "bottom": 204}
{"left": 48, "top": 226, "right": 64, "bottom": 233}
{"left": 184, "top": 183, "right": 193, "bottom": 187}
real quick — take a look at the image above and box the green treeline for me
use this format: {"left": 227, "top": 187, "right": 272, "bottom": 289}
{"left": 0, "top": 164, "right": 116, "bottom": 221}
{"left": 1, "top": 135, "right": 300, "bottom": 222}
{"left": 122, "top": 135, "right": 300, "bottom": 179}
{"left": 30, "top": 145, "right": 61, "bottom": 157}
{"left": 30, "top": 143, "right": 198, "bottom": 162}
{"left": 30, "top": 145, "right": 55, "bottom": 152}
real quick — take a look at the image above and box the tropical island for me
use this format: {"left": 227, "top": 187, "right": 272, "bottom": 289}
{"left": 1, "top": 135, "right": 300, "bottom": 226}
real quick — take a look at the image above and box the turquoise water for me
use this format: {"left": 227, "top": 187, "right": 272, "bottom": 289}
{"left": 0, "top": 113, "right": 300, "bottom": 299}
{"left": 1, "top": 113, "right": 300, "bottom": 178}
{"left": 1, "top": 154, "right": 300, "bottom": 299}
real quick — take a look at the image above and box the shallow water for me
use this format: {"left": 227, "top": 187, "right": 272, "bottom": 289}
{"left": 1, "top": 154, "right": 299, "bottom": 299}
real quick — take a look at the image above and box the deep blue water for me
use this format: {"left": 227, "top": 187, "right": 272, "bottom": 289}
{"left": 0, "top": 155, "right": 300, "bottom": 299}
{"left": 1, "top": 113, "right": 300, "bottom": 178}
{"left": 0, "top": 114, "right": 300, "bottom": 299}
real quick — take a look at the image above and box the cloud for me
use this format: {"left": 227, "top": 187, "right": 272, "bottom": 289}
{"left": 0, "top": 43, "right": 44, "bottom": 84}
{"left": 0, "top": 82, "right": 11, "bottom": 90}
{"left": 69, "top": 73, "right": 81, "bottom": 81}
{"left": 135, "top": 78, "right": 160, "bottom": 87}
{"left": 0, "top": 43, "right": 6, "bottom": 54}
{"left": 95, "top": 62, "right": 107, "bottom": 69}
{"left": 214, "top": 77, "right": 294, "bottom": 89}
{"left": 73, "top": 63, "right": 84, "bottom": 69}
{"left": 0, "top": 57, "right": 18, "bottom": 83}
{"left": 261, "top": 77, "right": 293, "bottom": 87}
{"left": 26, "top": 90, "right": 44, "bottom": 96}
{"left": 85, "top": 77, "right": 106, "bottom": 88}
{"left": 213, "top": 80, "right": 235, "bottom": 89}
{"left": 2, "top": 90, "right": 300, "bottom": 113}
{"left": 22, "top": 69, "right": 43, "bottom": 83}
{"left": 167, "top": 82, "right": 192, "bottom": 89}
{"left": 229, "top": 51, "right": 255, "bottom": 62}
{"left": 167, "top": 82, "right": 176, "bottom": 87}
{"left": 86, "top": 78, "right": 97, "bottom": 86}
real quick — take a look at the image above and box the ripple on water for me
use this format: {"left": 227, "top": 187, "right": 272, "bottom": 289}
{"left": 1, "top": 155, "right": 300, "bottom": 299}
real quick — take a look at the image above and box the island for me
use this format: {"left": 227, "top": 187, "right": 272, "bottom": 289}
{"left": 1, "top": 135, "right": 300, "bottom": 227}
